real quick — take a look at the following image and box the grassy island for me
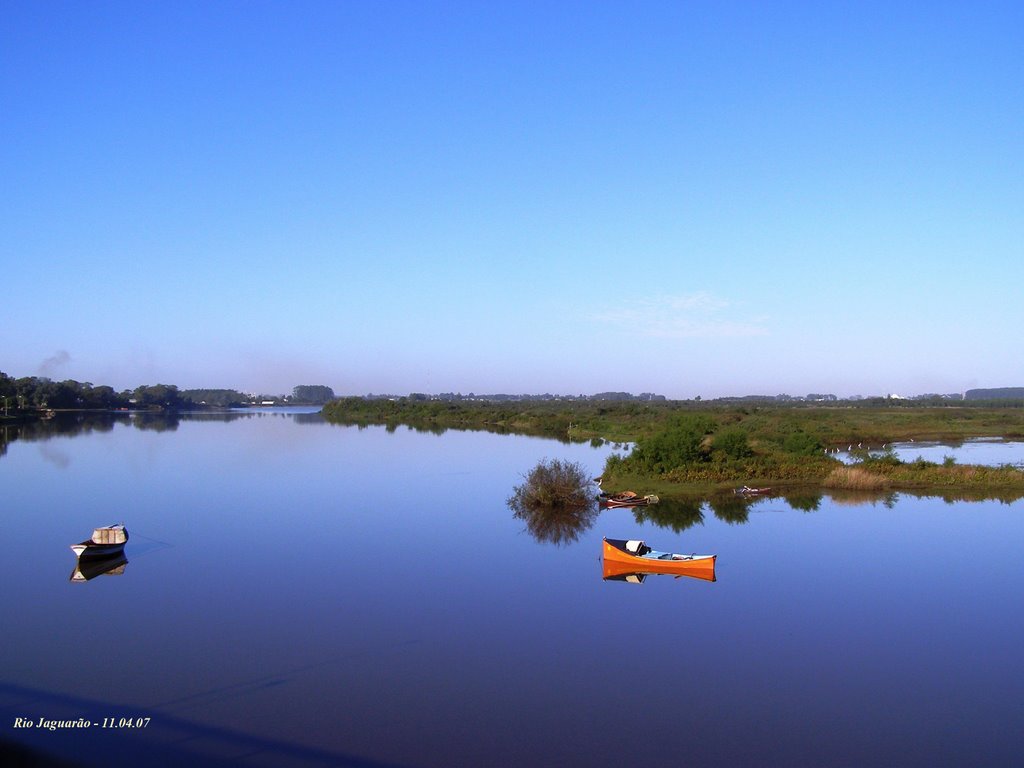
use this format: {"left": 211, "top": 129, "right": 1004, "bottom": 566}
{"left": 321, "top": 397, "right": 1024, "bottom": 498}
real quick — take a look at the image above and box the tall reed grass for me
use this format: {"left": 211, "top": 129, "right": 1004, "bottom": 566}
{"left": 823, "top": 466, "right": 891, "bottom": 491}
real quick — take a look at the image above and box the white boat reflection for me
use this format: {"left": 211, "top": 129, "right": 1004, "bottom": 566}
{"left": 70, "top": 552, "right": 128, "bottom": 582}
{"left": 603, "top": 572, "right": 649, "bottom": 584}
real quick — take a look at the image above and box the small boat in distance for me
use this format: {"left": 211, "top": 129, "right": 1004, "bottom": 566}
{"left": 594, "top": 478, "right": 658, "bottom": 508}
{"left": 599, "top": 491, "right": 660, "bottom": 508}
{"left": 70, "top": 524, "right": 128, "bottom": 558}
{"left": 602, "top": 538, "right": 716, "bottom": 582}
{"left": 735, "top": 485, "right": 772, "bottom": 496}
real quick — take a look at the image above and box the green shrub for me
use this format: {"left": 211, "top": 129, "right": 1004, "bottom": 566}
{"left": 715, "top": 427, "right": 753, "bottom": 459}
{"left": 507, "top": 459, "right": 599, "bottom": 545}
{"left": 602, "top": 453, "right": 624, "bottom": 475}
{"left": 629, "top": 414, "right": 715, "bottom": 473}
{"left": 507, "top": 458, "right": 594, "bottom": 513}
{"left": 782, "top": 431, "right": 822, "bottom": 456}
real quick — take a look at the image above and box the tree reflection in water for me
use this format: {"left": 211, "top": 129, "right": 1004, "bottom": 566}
{"left": 828, "top": 490, "right": 899, "bottom": 508}
{"left": 709, "top": 496, "right": 752, "bottom": 524}
{"left": 631, "top": 497, "right": 705, "bottom": 533}
{"left": 507, "top": 459, "right": 599, "bottom": 545}
{"left": 781, "top": 492, "right": 823, "bottom": 512}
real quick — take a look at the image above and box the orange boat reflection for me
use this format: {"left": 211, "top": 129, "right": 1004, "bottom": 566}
{"left": 602, "top": 538, "right": 717, "bottom": 583}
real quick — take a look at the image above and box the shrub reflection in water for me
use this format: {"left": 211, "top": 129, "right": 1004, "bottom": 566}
{"left": 507, "top": 458, "right": 599, "bottom": 545}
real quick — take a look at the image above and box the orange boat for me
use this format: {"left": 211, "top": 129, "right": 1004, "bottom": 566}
{"left": 602, "top": 538, "right": 717, "bottom": 582}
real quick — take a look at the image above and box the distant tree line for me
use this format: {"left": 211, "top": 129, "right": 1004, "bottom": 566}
{"left": 0, "top": 373, "right": 140, "bottom": 411}
{"left": 366, "top": 391, "right": 667, "bottom": 403}
{"left": 0, "top": 375, "right": 200, "bottom": 411}
{"left": 0, "top": 372, "right": 335, "bottom": 414}
{"left": 179, "top": 389, "right": 249, "bottom": 407}
{"left": 964, "top": 388, "right": 1024, "bottom": 402}
{"left": 337, "top": 390, "right": 1011, "bottom": 410}
{"left": 291, "top": 385, "right": 336, "bottom": 404}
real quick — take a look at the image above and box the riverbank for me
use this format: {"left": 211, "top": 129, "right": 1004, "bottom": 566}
{"left": 599, "top": 456, "right": 1024, "bottom": 501}
{"left": 322, "top": 397, "right": 1024, "bottom": 443}
{"left": 322, "top": 398, "right": 1024, "bottom": 496}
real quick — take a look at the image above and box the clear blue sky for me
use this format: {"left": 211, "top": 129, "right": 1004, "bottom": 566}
{"left": 3, "top": 1, "right": 1021, "bottom": 398}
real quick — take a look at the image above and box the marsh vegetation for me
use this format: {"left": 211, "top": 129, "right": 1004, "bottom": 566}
{"left": 323, "top": 397, "right": 1024, "bottom": 496}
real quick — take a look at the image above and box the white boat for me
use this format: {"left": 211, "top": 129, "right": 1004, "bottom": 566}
{"left": 70, "top": 524, "right": 128, "bottom": 557}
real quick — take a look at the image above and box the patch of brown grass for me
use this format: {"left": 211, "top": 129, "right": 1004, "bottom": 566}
{"left": 823, "top": 466, "right": 891, "bottom": 491}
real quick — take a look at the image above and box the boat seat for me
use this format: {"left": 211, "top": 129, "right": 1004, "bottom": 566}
{"left": 625, "top": 540, "right": 651, "bottom": 556}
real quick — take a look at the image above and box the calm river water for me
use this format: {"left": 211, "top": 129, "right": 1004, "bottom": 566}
{"left": 2, "top": 410, "right": 1022, "bottom": 767}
